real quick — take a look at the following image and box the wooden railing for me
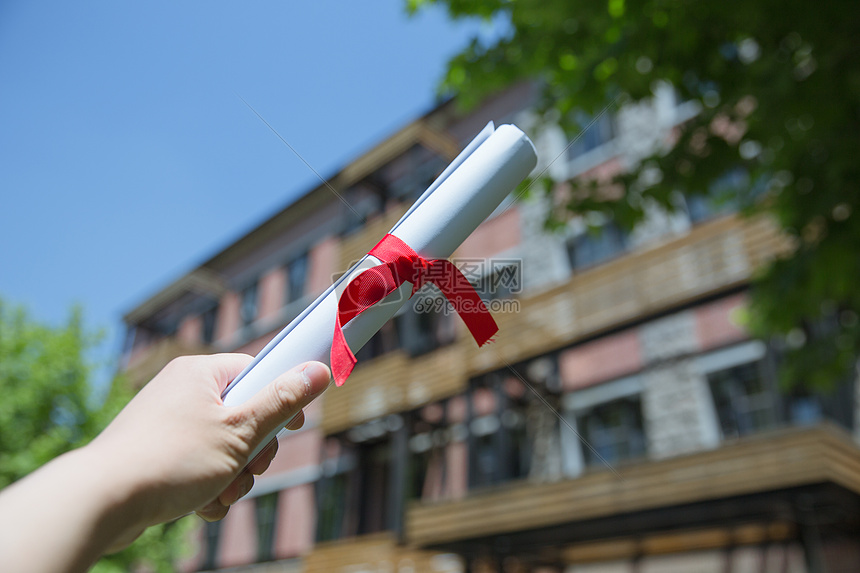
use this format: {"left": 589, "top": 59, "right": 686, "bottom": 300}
{"left": 559, "top": 521, "right": 796, "bottom": 562}
{"left": 303, "top": 532, "right": 459, "bottom": 573}
{"left": 320, "top": 214, "right": 790, "bottom": 435}
{"left": 124, "top": 338, "right": 213, "bottom": 389}
{"left": 405, "top": 425, "right": 860, "bottom": 548}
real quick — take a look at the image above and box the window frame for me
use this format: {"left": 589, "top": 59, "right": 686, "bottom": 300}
{"left": 565, "top": 221, "right": 628, "bottom": 272}
{"left": 200, "top": 302, "right": 219, "bottom": 345}
{"left": 254, "top": 491, "right": 279, "bottom": 562}
{"left": 239, "top": 280, "right": 259, "bottom": 329}
{"left": 562, "top": 374, "right": 647, "bottom": 474}
{"left": 285, "top": 252, "right": 310, "bottom": 305}
{"left": 696, "top": 341, "right": 776, "bottom": 441}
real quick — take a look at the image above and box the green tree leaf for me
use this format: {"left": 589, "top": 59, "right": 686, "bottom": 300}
{"left": 410, "top": 0, "right": 860, "bottom": 390}
{"left": 0, "top": 299, "right": 191, "bottom": 570}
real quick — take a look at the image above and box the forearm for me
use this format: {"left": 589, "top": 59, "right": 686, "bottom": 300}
{"left": 0, "top": 445, "right": 145, "bottom": 573}
{"left": 0, "top": 356, "right": 330, "bottom": 572}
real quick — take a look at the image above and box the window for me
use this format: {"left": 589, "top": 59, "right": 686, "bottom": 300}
{"left": 398, "top": 295, "right": 456, "bottom": 356}
{"left": 404, "top": 404, "right": 449, "bottom": 502}
{"left": 388, "top": 144, "right": 447, "bottom": 202}
{"left": 240, "top": 281, "right": 259, "bottom": 328}
{"left": 470, "top": 418, "right": 530, "bottom": 489}
{"left": 787, "top": 391, "right": 823, "bottom": 425}
{"left": 285, "top": 253, "right": 309, "bottom": 304}
{"left": 566, "top": 223, "right": 627, "bottom": 270}
{"left": 708, "top": 361, "right": 776, "bottom": 439}
{"left": 784, "top": 383, "right": 854, "bottom": 430}
{"left": 354, "top": 319, "right": 400, "bottom": 362}
{"left": 201, "top": 304, "right": 218, "bottom": 345}
{"left": 685, "top": 168, "right": 749, "bottom": 224}
{"left": 476, "top": 262, "right": 522, "bottom": 302}
{"left": 200, "top": 520, "right": 222, "bottom": 571}
{"left": 685, "top": 194, "right": 722, "bottom": 224}
{"left": 471, "top": 429, "right": 501, "bottom": 488}
{"left": 341, "top": 191, "right": 383, "bottom": 235}
{"left": 316, "top": 471, "right": 350, "bottom": 542}
{"left": 577, "top": 395, "right": 646, "bottom": 466}
{"left": 316, "top": 432, "right": 397, "bottom": 542}
{"left": 152, "top": 315, "right": 179, "bottom": 337}
{"left": 255, "top": 492, "right": 279, "bottom": 562}
{"left": 407, "top": 440, "right": 433, "bottom": 500}
{"left": 703, "top": 341, "right": 854, "bottom": 440}
{"left": 467, "top": 376, "right": 530, "bottom": 489}
{"left": 356, "top": 440, "right": 391, "bottom": 535}
{"left": 458, "top": 258, "right": 522, "bottom": 302}
{"left": 567, "top": 112, "right": 615, "bottom": 160}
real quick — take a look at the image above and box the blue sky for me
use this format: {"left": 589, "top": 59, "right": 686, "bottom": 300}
{"left": 0, "top": 1, "right": 486, "bottom": 371}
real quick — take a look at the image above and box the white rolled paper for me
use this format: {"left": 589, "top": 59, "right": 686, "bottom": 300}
{"left": 223, "top": 123, "right": 538, "bottom": 460}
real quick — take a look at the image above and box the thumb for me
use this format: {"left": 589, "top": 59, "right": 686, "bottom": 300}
{"left": 240, "top": 361, "right": 331, "bottom": 441}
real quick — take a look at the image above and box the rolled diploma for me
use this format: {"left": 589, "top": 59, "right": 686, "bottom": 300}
{"left": 222, "top": 123, "right": 538, "bottom": 461}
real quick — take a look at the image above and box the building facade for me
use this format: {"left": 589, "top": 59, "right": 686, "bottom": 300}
{"left": 122, "top": 83, "right": 860, "bottom": 573}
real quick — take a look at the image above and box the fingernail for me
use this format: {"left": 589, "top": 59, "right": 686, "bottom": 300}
{"left": 241, "top": 478, "right": 254, "bottom": 497}
{"left": 229, "top": 476, "right": 253, "bottom": 505}
{"left": 300, "top": 362, "right": 330, "bottom": 397}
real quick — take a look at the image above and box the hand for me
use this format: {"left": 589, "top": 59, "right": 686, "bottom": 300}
{"left": 195, "top": 409, "right": 305, "bottom": 523}
{"left": 87, "top": 354, "right": 331, "bottom": 546}
{"left": 0, "top": 353, "right": 331, "bottom": 573}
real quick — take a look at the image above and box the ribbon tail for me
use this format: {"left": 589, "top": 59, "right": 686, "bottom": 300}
{"left": 432, "top": 260, "right": 499, "bottom": 347}
{"left": 331, "top": 314, "right": 357, "bottom": 387}
{"left": 455, "top": 292, "right": 499, "bottom": 346}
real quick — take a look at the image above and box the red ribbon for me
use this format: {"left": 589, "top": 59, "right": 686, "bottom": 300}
{"left": 331, "top": 234, "right": 498, "bottom": 386}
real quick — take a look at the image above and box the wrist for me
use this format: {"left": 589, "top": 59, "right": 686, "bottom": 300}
{"left": 0, "top": 446, "right": 152, "bottom": 573}
{"left": 72, "top": 443, "right": 152, "bottom": 545}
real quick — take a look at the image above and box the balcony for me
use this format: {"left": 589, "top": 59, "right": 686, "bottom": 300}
{"left": 124, "top": 337, "right": 213, "bottom": 389}
{"left": 405, "top": 424, "right": 860, "bottom": 550}
{"left": 337, "top": 205, "right": 409, "bottom": 274}
{"left": 303, "top": 532, "right": 460, "bottom": 573}
{"left": 320, "top": 213, "right": 790, "bottom": 435}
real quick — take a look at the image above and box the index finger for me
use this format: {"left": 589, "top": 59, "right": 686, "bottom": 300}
{"left": 207, "top": 353, "right": 255, "bottom": 394}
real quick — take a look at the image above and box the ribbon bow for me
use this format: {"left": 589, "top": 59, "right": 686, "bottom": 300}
{"left": 331, "top": 234, "right": 498, "bottom": 386}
